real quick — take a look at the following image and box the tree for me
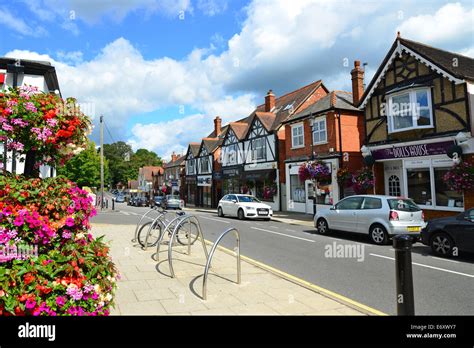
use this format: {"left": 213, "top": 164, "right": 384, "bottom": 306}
{"left": 103, "top": 142, "right": 162, "bottom": 188}
{"left": 57, "top": 140, "right": 109, "bottom": 188}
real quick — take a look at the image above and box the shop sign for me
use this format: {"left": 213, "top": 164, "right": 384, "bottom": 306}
{"left": 222, "top": 168, "right": 241, "bottom": 177}
{"left": 197, "top": 175, "right": 212, "bottom": 187}
{"left": 372, "top": 141, "right": 454, "bottom": 160}
{"left": 171, "top": 180, "right": 178, "bottom": 187}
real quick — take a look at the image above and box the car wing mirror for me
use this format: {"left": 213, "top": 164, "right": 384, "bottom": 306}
{"left": 330, "top": 205, "right": 336, "bottom": 210}
{"left": 232, "top": 200, "right": 237, "bottom": 203}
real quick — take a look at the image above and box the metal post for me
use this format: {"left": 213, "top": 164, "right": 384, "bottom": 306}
{"left": 393, "top": 235, "right": 415, "bottom": 315}
{"left": 100, "top": 115, "right": 104, "bottom": 210}
{"left": 112, "top": 199, "right": 115, "bottom": 211}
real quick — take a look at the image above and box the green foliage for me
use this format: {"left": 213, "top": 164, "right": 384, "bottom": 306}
{"left": 103, "top": 142, "right": 161, "bottom": 188}
{"left": 57, "top": 141, "right": 109, "bottom": 188}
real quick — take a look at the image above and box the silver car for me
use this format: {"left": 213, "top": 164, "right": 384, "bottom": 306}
{"left": 314, "top": 195, "right": 425, "bottom": 245}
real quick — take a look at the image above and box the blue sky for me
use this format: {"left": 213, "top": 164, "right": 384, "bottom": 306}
{"left": 1, "top": 0, "right": 473, "bottom": 159}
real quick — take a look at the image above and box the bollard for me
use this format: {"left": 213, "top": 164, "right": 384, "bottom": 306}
{"left": 112, "top": 199, "right": 115, "bottom": 211}
{"left": 393, "top": 235, "right": 415, "bottom": 315}
{"left": 106, "top": 199, "right": 109, "bottom": 209}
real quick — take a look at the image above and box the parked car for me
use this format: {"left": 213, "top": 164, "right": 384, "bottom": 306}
{"left": 421, "top": 208, "right": 474, "bottom": 257}
{"left": 115, "top": 195, "right": 125, "bottom": 203}
{"left": 217, "top": 194, "right": 273, "bottom": 220}
{"left": 127, "top": 196, "right": 136, "bottom": 206}
{"left": 314, "top": 195, "right": 425, "bottom": 245}
{"left": 136, "top": 197, "right": 148, "bottom": 207}
{"left": 150, "top": 196, "right": 164, "bottom": 208}
{"left": 162, "top": 195, "right": 184, "bottom": 210}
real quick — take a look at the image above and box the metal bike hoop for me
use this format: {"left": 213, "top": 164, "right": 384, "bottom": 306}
{"left": 144, "top": 210, "right": 184, "bottom": 251}
{"left": 132, "top": 208, "right": 163, "bottom": 242}
{"left": 202, "top": 227, "right": 241, "bottom": 300}
{"left": 152, "top": 213, "right": 190, "bottom": 260}
{"left": 167, "top": 215, "right": 209, "bottom": 278}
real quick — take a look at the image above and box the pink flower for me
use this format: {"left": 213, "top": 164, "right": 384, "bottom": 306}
{"left": 65, "top": 217, "right": 75, "bottom": 227}
{"left": 2, "top": 123, "right": 13, "bottom": 132}
{"left": 56, "top": 296, "right": 66, "bottom": 307}
{"left": 24, "top": 102, "right": 37, "bottom": 113}
{"left": 62, "top": 230, "right": 72, "bottom": 239}
{"left": 25, "top": 299, "right": 36, "bottom": 310}
{"left": 13, "top": 216, "right": 24, "bottom": 227}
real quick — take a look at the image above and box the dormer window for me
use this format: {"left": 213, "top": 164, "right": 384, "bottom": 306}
{"left": 387, "top": 88, "right": 433, "bottom": 133}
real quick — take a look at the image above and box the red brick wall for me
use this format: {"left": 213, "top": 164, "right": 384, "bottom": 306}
{"left": 277, "top": 128, "right": 287, "bottom": 184}
{"left": 297, "top": 87, "right": 329, "bottom": 114}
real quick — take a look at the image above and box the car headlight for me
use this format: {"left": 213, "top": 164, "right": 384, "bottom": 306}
{"left": 245, "top": 206, "right": 255, "bottom": 210}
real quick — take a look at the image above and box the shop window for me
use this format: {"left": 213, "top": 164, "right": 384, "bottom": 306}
{"left": 388, "top": 88, "right": 433, "bottom": 133}
{"left": 434, "top": 168, "right": 464, "bottom": 208}
{"left": 388, "top": 175, "right": 401, "bottom": 197}
{"left": 290, "top": 175, "right": 305, "bottom": 203}
{"left": 407, "top": 168, "right": 432, "bottom": 206}
{"left": 291, "top": 124, "right": 304, "bottom": 148}
{"left": 312, "top": 117, "right": 327, "bottom": 144}
{"left": 316, "top": 182, "right": 333, "bottom": 205}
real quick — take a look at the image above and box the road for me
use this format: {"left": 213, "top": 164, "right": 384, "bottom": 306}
{"left": 92, "top": 202, "right": 474, "bottom": 315}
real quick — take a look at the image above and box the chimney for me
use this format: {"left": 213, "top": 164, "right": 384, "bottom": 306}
{"left": 214, "top": 116, "right": 222, "bottom": 136}
{"left": 351, "top": 60, "right": 364, "bottom": 105}
{"left": 265, "top": 90, "right": 275, "bottom": 112}
{"left": 171, "top": 152, "right": 177, "bottom": 162}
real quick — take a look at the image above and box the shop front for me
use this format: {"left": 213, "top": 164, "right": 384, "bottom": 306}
{"left": 197, "top": 175, "right": 212, "bottom": 208}
{"left": 185, "top": 176, "right": 197, "bottom": 207}
{"left": 222, "top": 166, "right": 243, "bottom": 195}
{"left": 285, "top": 158, "right": 339, "bottom": 214}
{"left": 369, "top": 138, "right": 471, "bottom": 218}
{"left": 243, "top": 162, "right": 280, "bottom": 211}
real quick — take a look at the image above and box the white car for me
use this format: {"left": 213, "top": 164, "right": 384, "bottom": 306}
{"left": 314, "top": 195, "right": 426, "bottom": 245}
{"left": 217, "top": 194, "right": 273, "bottom": 220}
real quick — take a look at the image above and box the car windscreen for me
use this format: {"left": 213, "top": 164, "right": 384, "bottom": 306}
{"left": 168, "top": 196, "right": 180, "bottom": 200}
{"left": 237, "top": 196, "right": 260, "bottom": 203}
{"left": 388, "top": 199, "right": 421, "bottom": 212}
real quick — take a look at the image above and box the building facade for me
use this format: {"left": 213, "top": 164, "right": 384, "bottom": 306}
{"left": 359, "top": 35, "right": 474, "bottom": 219}
{"left": 163, "top": 153, "right": 185, "bottom": 197}
{"left": 0, "top": 57, "right": 61, "bottom": 177}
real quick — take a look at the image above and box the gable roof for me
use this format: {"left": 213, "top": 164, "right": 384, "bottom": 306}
{"left": 359, "top": 35, "right": 474, "bottom": 107}
{"left": 139, "top": 166, "right": 163, "bottom": 181}
{"left": 185, "top": 143, "right": 201, "bottom": 159}
{"left": 200, "top": 137, "right": 223, "bottom": 154}
{"left": 164, "top": 155, "right": 185, "bottom": 168}
{"left": 228, "top": 122, "right": 248, "bottom": 140}
{"left": 284, "top": 91, "right": 360, "bottom": 123}
{"left": 253, "top": 80, "right": 327, "bottom": 130}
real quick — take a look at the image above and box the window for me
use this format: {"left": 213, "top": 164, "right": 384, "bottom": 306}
{"left": 188, "top": 160, "right": 195, "bottom": 174}
{"left": 388, "top": 88, "right": 433, "bottom": 133}
{"left": 336, "top": 197, "right": 364, "bottom": 210}
{"left": 407, "top": 168, "right": 432, "bottom": 206}
{"left": 388, "top": 199, "right": 420, "bottom": 212}
{"left": 434, "top": 168, "right": 464, "bottom": 208}
{"left": 312, "top": 117, "right": 327, "bottom": 144}
{"left": 227, "top": 144, "right": 237, "bottom": 164}
{"left": 291, "top": 124, "right": 304, "bottom": 148}
{"left": 362, "top": 197, "right": 382, "bottom": 209}
{"left": 252, "top": 138, "right": 266, "bottom": 161}
{"left": 200, "top": 156, "right": 209, "bottom": 173}
{"left": 388, "top": 175, "right": 401, "bottom": 196}
{"left": 290, "top": 174, "right": 305, "bottom": 203}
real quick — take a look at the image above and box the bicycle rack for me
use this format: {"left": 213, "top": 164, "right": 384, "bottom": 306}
{"left": 131, "top": 207, "right": 164, "bottom": 243}
{"left": 144, "top": 210, "right": 185, "bottom": 251}
{"left": 202, "top": 227, "right": 241, "bottom": 300}
{"left": 166, "top": 215, "right": 209, "bottom": 278}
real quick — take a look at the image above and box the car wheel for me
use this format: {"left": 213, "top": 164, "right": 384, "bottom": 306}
{"left": 317, "top": 218, "right": 330, "bottom": 234}
{"left": 369, "top": 224, "right": 389, "bottom": 245}
{"left": 217, "top": 207, "right": 224, "bottom": 217}
{"left": 237, "top": 209, "right": 245, "bottom": 220}
{"left": 430, "top": 232, "right": 455, "bottom": 257}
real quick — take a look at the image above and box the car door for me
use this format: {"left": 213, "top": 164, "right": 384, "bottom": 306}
{"left": 358, "top": 197, "right": 383, "bottom": 234}
{"left": 220, "top": 195, "right": 229, "bottom": 214}
{"left": 227, "top": 195, "right": 238, "bottom": 216}
{"left": 331, "top": 196, "right": 364, "bottom": 232}
{"left": 450, "top": 209, "right": 474, "bottom": 252}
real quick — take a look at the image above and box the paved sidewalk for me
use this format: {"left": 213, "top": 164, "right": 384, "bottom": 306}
{"left": 183, "top": 206, "right": 314, "bottom": 227}
{"left": 92, "top": 223, "right": 365, "bottom": 315}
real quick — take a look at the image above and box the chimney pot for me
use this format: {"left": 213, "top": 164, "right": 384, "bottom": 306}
{"left": 351, "top": 60, "right": 365, "bottom": 105}
{"left": 265, "top": 90, "right": 276, "bottom": 112}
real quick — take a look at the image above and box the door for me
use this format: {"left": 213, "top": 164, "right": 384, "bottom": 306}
{"left": 330, "top": 196, "right": 364, "bottom": 232}
{"left": 227, "top": 194, "right": 238, "bottom": 216}
{"left": 305, "top": 181, "right": 315, "bottom": 214}
{"left": 384, "top": 161, "right": 404, "bottom": 196}
{"left": 358, "top": 197, "right": 383, "bottom": 234}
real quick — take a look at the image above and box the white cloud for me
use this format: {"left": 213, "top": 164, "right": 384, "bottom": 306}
{"left": 397, "top": 3, "right": 474, "bottom": 45}
{"left": 4, "top": 0, "right": 474, "bottom": 158}
{"left": 197, "top": 0, "right": 228, "bottom": 16}
{"left": 0, "top": 7, "right": 47, "bottom": 37}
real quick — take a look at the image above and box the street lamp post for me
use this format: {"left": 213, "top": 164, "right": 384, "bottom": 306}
{"left": 310, "top": 114, "right": 317, "bottom": 217}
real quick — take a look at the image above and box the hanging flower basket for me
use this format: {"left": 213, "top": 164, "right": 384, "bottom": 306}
{"left": 262, "top": 183, "right": 277, "bottom": 200}
{"left": 443, "top": 161, "right": 474, "bottom": 193}
{"left": 337, "top": 168, "right": 353, "bottom": 187}
{"left": 298, "top": 160, "right": 331, "bottom": 183}
{"left": 352, "top": 167, "right": 374, "bottom": 194}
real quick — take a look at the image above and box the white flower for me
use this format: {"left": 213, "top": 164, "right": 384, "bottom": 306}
{"left": 105, "top": 293, "right": 113, "bottom": 302}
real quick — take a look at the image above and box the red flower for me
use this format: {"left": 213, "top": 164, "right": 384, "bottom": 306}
{"left": 24, "top": 273, "right": 35, "bottom": 285}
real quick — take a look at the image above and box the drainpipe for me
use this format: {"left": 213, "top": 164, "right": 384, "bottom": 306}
{"left": 337, "top": 110, "right": 343, "bottom": 199}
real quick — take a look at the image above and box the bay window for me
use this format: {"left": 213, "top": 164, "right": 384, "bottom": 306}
{"left": 388, "top": 88, "right": 433, "bottom": 133}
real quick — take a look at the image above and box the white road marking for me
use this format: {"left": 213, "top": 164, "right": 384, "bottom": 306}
{"left": 370, "top": 253, "right": 474, "bottom": 278}
{"left": 285, "top": 229, "right": 296, "bottom": 232}
{"left": 251, "top": 227, "right": 316, "bottom": 243}
{"left": 388, "top": 249, "right": 460, "bottom": 263}
{"left": 198, "top": 216, "right": 230, "bottom": 224}
{"left": 121, "top": 211, "right": 130, "bottom": 215}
